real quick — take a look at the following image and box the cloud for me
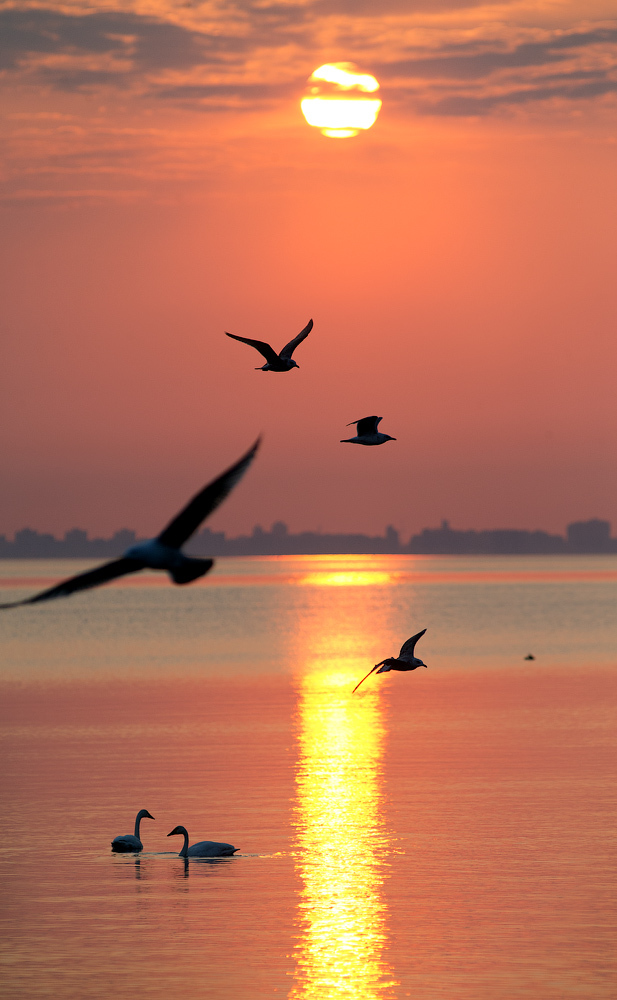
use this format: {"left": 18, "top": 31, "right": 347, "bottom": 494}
{"left": 0, "top": 187, "right": 146, "bottom": 207}
{"left": 374, "top": 26, "right": 617, "bottom": 115}
{"left": 308, "top": 0, "right": 495, "bottom": 12}
{"left": 377, "top": 28, "right": 617, "bottom": 81}
{"left": 0, "top": 7, "right": 247, "bottom": 75}
{"left": 1, "top": 5, "right": 616, "bottom": 119}
{"left": 422, "top": 77, "right": 617, "bottom": 116}
{"left": 154, "top": 79, "right": 304, "bottom": 103}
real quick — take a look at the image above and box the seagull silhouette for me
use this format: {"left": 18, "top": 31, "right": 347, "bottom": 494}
{"left": 353, "top": 628, "right": 427, "bottom": 693}
{"left": 340, "top": 415, "right": 396, "bottom": 446}
{"left": 225, "top": 319, "right": 313, "bottom": 371}
{"left": 0, "top": 440, "right": 260, "bottom": 609}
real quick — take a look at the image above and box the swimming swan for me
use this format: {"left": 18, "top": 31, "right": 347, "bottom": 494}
{"left": 111, "top": 809, "right": 155, "bottom": 852}
{"left": 167, "top": 825, "right": 238, "bottom": 858}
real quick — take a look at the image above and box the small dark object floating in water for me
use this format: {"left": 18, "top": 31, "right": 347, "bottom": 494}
{"left": 524, "top": 654, "right": 535, "bottom": 660}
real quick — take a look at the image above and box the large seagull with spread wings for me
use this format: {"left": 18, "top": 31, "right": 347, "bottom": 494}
{"left": 0, "top": 440, "right": 260, "bottom": 609}
{"left": 225, "top": 319, "right": 313, "bottom": 371}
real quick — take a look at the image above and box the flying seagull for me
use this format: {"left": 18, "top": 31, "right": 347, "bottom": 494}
{"left": 341, "top": 415, "right": 396, "bottom": 446}
{"left": 225, "top": 319, "right": 313, "bottom": 371}
{"left": 0, "top": 439, "right": 260, "bottom": 609}
{"left": 353, "top": 628, "right": 427, "bottom": 693}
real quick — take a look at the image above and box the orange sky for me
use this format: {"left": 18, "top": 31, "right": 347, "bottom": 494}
{"left": 1, "top": 0, "right": 616, "bottom": 538}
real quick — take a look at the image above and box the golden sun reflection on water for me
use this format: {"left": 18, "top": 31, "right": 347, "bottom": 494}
{"left": 298, "top": 571, "right": 395, "bottom": 587}
{"left": 291, "top": 659, "right": 396, "bottom": 999}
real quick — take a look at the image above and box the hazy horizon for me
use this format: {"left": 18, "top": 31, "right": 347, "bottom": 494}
{"left": 1, "top": 513, "right": 614, "bottom": 543}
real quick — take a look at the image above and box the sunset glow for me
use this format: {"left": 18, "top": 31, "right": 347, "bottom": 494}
{"left": 1, "top": 1, "right": 616, "bottom": 544}
{"left": 299, "top": 571, "right": 394, "bottom": 587}
{"left": 301, "top": 63, "right": 382, "bottom": 137}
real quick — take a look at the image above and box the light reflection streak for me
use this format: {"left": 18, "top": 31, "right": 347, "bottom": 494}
{"left": 291, "top": 641, "right": 396, "bottom": 998}
{"left": 298, "top": 571, "right": 394, "bottom": 588}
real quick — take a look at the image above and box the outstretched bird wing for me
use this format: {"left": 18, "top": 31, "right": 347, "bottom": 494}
{"left": 0, "top": 557, "right": 142, "bottom": 609}
{"left": 279, "top": 319, "right": 313, "bottom": 360}
{"left": 157, "top": 438, "right": 260, "bottom": 550}
{"left": 225, "top": 332, "right": 280, "bottom": 365}
{"left": 398, "top": 628, "right": 427, "bottom": 661}
{"left": 347, "top": 416, "right": 381, "bottom": 437}
{"left": 352, "top": 664, "right": 380, "bottom": 694}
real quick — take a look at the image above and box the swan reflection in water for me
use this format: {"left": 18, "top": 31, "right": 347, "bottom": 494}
{"left": 172, "top": 856, "right": 237, "bottom": 880}
{"left": 290, "top": 649, "right": 397, "bottom": 999}
{"left": 110, "top": 854, "right": 150, "bottom": 884}
{"left": 111, "top": 851, "right": 236, "bottom": 890}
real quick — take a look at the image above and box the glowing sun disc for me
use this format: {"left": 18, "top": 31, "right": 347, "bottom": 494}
{"left": 301, "top": 62, "right": 382, "bottom": 138}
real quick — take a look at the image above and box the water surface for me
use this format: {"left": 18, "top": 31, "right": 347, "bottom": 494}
{"left": 1, "top": 555, "right": 616, "bottom": 998}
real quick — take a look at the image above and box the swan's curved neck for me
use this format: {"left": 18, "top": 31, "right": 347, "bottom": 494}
{"left": 178, "top": 830, "right": 189, "bottom": 858}
{"left": 134, "top": 814, "right": 143, "bottom": 838}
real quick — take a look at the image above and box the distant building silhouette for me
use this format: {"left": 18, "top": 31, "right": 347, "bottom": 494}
{"left": 0, "top": 518, "right": 615, "bottom": 558}
{"left": 566, "top": 519, "right": 611, "bottom": 552}
{"left": 406, "top": 521, "right": 566, "bottom": 555}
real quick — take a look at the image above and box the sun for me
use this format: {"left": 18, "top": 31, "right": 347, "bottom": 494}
{"left": 301, "top": 63, "right": 382, "bottom": 138}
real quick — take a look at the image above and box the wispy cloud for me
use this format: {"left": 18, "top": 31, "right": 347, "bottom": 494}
{"left": 423, "top": 77, "right": 617, "bottom": 116}
{"left": 2, "top": 6, "right": 616, "bottom": 113}
{"left": 377, "top": 29, "right": 617, "bottom": 80}
{"left": 1, "top": 3, "right": 616, "bottom": 204}
{"left": 376, "top": 25, "right": 617, "bottom": 114}
{"left": 0, "top": 7, "right": 248, "bottom": 69}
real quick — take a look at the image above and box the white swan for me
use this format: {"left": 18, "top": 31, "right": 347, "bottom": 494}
{"left": 167, "top": 825, "right": 238, "bottom": 858}
{"left": 111, "top": 809, "right": 155, "bottom": 852}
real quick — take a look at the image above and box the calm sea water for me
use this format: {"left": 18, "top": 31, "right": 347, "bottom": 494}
{"left": 1, "top": 555, "right": 616, "bottom": 999}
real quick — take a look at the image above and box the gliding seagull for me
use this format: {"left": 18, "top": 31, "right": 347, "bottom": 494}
{"left": 353, "top": 628, "right": 427, "bottom": 693}
{"left": 340, "top": 415, "right": 396, "bottom": 446}
{"left": 225, "top": 319, "right": 313, "bottom": 371}
{"left": 0, "top": 440, "right": 260, "bottom": 609}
